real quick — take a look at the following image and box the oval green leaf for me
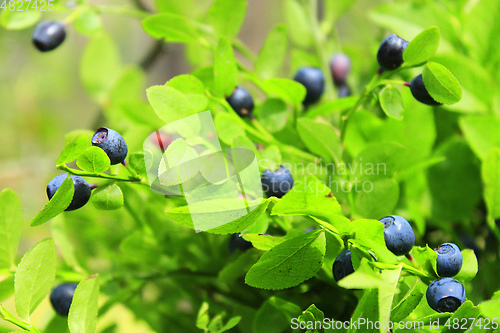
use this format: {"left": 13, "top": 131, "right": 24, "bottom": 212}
{"left": 91, "top": 184, "right": 124, "bottom": 210}
{"left": 214, "top": 38, "right": 238, "bottom": 97}
{"left": 14, "top": 238, "right": 57, "bottom": 320}
{"left": 423, "top": 62, "right": 462, "bottom": 105}
{"left": 403, "top": 26, "right": 440, "bottom": 66}
{"left": 68, "top": 275, "right": 100, "bottom": 333}
{"left": 379, "top": 85, "right": 404, "bottom": 120}
{"left": 31, "top": 175, "right": 75, "bottom": 227}
{"left": 76, "top": 147, "right": 111, "bottom": 174}
{"left": 245, "top": 230, "right": 326, "bottom": 290}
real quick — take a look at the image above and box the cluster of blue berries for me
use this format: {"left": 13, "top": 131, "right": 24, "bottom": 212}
{"left": 46, "top": 127, "right": 127, "bottom": 211}
{"left": 332, "top": 215, "right": 467, "bottom": 313}
{"left": 377, "top": 34, "right": 441, "bottom": 106}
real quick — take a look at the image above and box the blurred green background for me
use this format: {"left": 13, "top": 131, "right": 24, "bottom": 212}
{"left": 1, "top": 0, "right": 499, "bottom": 331}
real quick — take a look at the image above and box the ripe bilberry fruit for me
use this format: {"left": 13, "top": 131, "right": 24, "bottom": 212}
{"left": 379, "top": 215, "right": 415, "bottom": 256}
{"left": 330, "top": 53, "right": 351, "bottom": 86}
{"left": 426, "top": 278, "right": 466, "bottom": 313}
{"left": 338, "top": 83, "right": 351, "bottom": 98}
{"left": 32, "top": 21, "right": 66, "bottom": 52}
{"left": 261, "top": 165, "right": 294, "bottom": 198}
{"left": 47, "top": 174, "right": 91, "bottom": 211}
{"left": 376, "top": 34, "right": 408, "bottom": 70}
{"left": 333, "top": 249, "right": 354, "bottom": 282}
{"left": 293, "top": 67, "right": 325, "bottom": 105}
{"left": 92, "top": 127, "right": 128, "bottom": 165}
{"left": 435, "top": 243, "right": 463, "bottom": 277}
{"left": 50, "top": 283, "right": 78, "bottom": 316}
{"left": 229, "top": 233, "right": 253, "bottom": 253}
{"left": 409, "top": 74, "right": 441, "bottom": 106}
{"left": 226, "top": 86, "right": 254, "bottom": 118}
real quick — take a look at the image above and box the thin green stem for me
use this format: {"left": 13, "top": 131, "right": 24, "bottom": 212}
{"left": 122, "top": 162, "right": 139, "bottom": 179}
{"left": 379, "top": 79, "right": 408, "bottom": 86}
{"left": 305, "top": 0, "right": 335, "bottom": 101}
{"left": 57, "top": 164, "right": 144, "bottom": 184}
{"left": 0, "top": 306, "right": 41, "bottom": 333}
{"left": 63, "top": 6, "right": 84, "bottom": 25}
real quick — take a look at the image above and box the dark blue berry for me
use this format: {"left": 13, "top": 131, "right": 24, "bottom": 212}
{"left": 426, "top": 278, "right": 466, "bottom": 313}
{"left": 229, "top": 233, "right": 253, "bottom": 253}
{"left": 376, "top": 34, "right": 408, "bottom": 70}
{"left": 226, "top": 86, "right": 254, "bottom": 118}
{"left": 409, "top": 74, "right": 441, "bottom": 106}
{"left": 50, "top": 283, "right": 78, "bottom": 316}
{"left": 293, "top": 67, "right": 325, "bottom": 105}
{"left": 261, "top": 165, "right": 294, "bottom": 198}
{"left": 47, "top": 174, "right": 91, "bottom": 211}
{"left": 337, "top": 83, "right": 351, "bottom": 98}
{"left": 32, "top": 21, "right": 66, "bottom": 52}
{"left": 330, "top": 53, "right": 351, "bottom": 86}
{"left": 435, "top": 243, "right": 462, "bottom": 277}
{"left": 333, "top": 249, "right": 354, "bottom": 282}
{"left": 379, "top": 215, "right": 415, "bottom": 256}
{"left": 92, "top": 127, "right": 128, "bottom": 165}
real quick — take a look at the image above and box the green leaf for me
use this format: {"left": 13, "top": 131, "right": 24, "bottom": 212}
{"left": 91, "top": 184, "right": 124, "bottom": 210}
{"left": 129, "top": 152, "right": 147, "bottom": 178}
{"left": 165, "top": 74, "right": 208, "bottom": 112}
{"left": 14, "top": 238, "right": 57, "bottom": 320}
{"left": 0, "top": 275, "right": 14, "bottom": 303}
{"left": 254, "top": 98, "right": 288, "bottom": 133}
{"left": 403, "top": 26, "right": 440, "bottom": 66}
{"left": 422, "top": 62, "right": 462, "bottom": 105}
{"left": 142, "top": 13, "right": 199, "bottom": 43}
{"left": 68, "top": 275, "right": 100, "bottom": 333}
{"left": 0, "top": 9, "right": 41, "bottom": 30}
{"left": 147, "top": 85, "right": 195, "bottom": 125}
{"left": 31, "top": 175, "right": 75, "bottom": 227}
{"left": 167, "top": 199, "right": 271, "bottom": 234}
{"left": 411, "top": 245, "right": 438, "bottom": 278}
{"left": 213, "top": 38, "right": 238, "bottom": 97}
{"left": 0, "top": 189, "right": 22, "bottom": 269}
{"left": 242, "top": 234, "right": 285, "bottom": 251}
{"left": 479, "top": 299, "right": 500, "bottom": 319}
{"left": 338, "top": 259, "right": 384, "bottom": 289}
{"left": 215, "top": 113, "right": 245, "bottom": 145}
{"left": 51, "top": 217, "right": 82, "bottom": 272}
{"left": 261, "top": 78, "right": 306, "bottom": 105}
{"left": 272, "top": 175, "right": 350, "bottom": 234}
{"left": 482, "top": 148, "right": 500, "bottom": 222}
{"left": 354, "top": 178, "right": 400, "bottom": 219}
{"left": 379, "top": 85, "right": 404, "bottom": 120}
{"left": 284, "top": 0, "right": 313, "bottom": 47}
{"left": 298, "top": 304, "right": 325, "bottom": 327}
{"left": 460, "top": 115, "right": 500, "bottom": 160}
{"left": 297, "top": 118, "right": 341, "bottom": 163}
{"left": 76, "top": 147, "right": 111, "bottom": 174}
{"left": 57, "top": 136, "right": 91, "bottom": 165}
{"left": 253, "top": 297, "right": 301, "bottom": 333}
{"left": 378, "top": 265, "right": 403, "bottom": 327}
{"left": 80, "top": 34, "right": 121, "bottom": 103}
{"left": 350, "top": 219, "right": 398, "bottom": 264}
{"left": 455, "top": 249, "right": 478, "bottom": 282}
{"left": 74, "top": 9, "right": 102, "bottom": 36}
{"left": 196, "top": 302, "right": 210, "bottom": 330}
{"left": 207, "top": 0, "right": 247, "bottom": 39}
{"left": 255, "top": 24, "right": 288, "bottom": 80}
{"left": 245, "top": 230, "right": 326, "bottom": 290}
{"left": 347, "top": 289, "right": 378, "bottom": 333}
{"left": 390, "top": 278, "right": 424, "bottom": 321}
